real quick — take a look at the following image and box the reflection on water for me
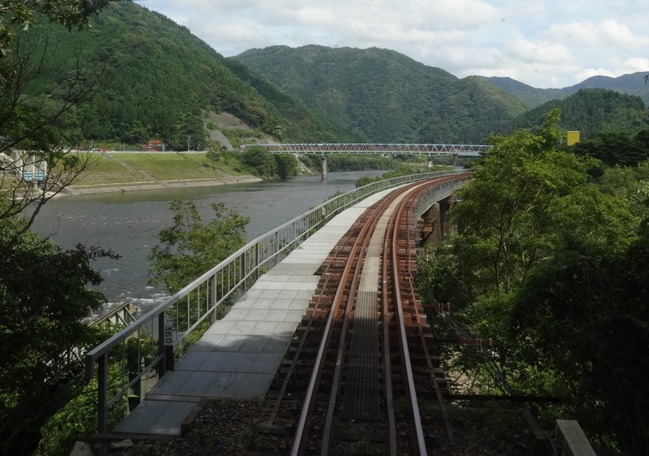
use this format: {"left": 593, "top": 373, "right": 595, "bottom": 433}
{"left": 31, "top": 171, "right": 384, "bottom": 313}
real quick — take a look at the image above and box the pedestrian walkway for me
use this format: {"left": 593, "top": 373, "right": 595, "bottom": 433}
{"left": 113, "top": 188, "right": 396, "bottom": 435}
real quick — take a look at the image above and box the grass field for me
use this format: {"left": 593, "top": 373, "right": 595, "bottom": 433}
{"left": 71, "top": 151, "right": 250, "bottom": 186}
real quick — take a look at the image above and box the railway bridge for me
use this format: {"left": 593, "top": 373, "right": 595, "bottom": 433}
{"left": 84, "top": 169, "right": 590, "bottom": 454}
{"left": 243, "top": 143, "right": 489, "bottom": 178}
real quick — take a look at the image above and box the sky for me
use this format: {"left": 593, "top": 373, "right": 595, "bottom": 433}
{"left": 139, "top": 0, "right": 649, "bottom": 89}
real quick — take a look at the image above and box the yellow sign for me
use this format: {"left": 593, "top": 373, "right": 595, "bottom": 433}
{"left": 567, "top": 131, "right": 580, "bottom": 146}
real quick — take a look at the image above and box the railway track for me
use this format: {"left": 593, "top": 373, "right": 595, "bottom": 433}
{"left": 263, "top": 177, "right": 467, "bottom": 455}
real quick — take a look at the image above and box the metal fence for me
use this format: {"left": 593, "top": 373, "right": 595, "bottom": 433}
{"left": 84, "top": 169, "right": 468, "bottom": 432}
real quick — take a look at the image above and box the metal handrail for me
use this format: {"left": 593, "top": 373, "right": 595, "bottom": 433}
{"left": 84, "top": 169, "right": 466, "bottom": 432}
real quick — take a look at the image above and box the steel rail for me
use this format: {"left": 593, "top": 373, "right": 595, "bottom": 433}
{"left": 390, "top": 185, "right": 429, "bottom": 455}
{"left": 258, "top": 175, "right": 471, "bottom": 454}
{"left": 405, "top": 177, "right": 458, "bottom": 447}
{"left": 381, "top": 189, "right": 408, "bottom": 455}
{"left": 289, "top": 193, "right": 389, "bottom": 456}
{"left": 319, "top": 185, "right": 412, "bottom": 456}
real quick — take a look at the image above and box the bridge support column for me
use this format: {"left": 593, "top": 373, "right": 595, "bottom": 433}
{"left": 418, "top": 196, "right": 456, "bottom": 247}
{"left": 419, "top": 203, "right": 441, "bottom": 246}
{"left": 439, "top": 196, "right": 451, "bottom": 238}
{"left": 321, "top": 155, "right": 328, "bottom": 180}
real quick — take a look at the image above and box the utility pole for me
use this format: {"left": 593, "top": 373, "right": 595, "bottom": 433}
{"left": 187, "top": 135, "right": 190, "bottom": 152}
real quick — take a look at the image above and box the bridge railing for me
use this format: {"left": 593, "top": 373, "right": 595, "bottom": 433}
{"left": 84, "top": 169, "right": 469, "bottom": 433}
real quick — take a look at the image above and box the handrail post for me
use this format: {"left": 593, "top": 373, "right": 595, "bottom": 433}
{"left": 158, "top": 314, "right": 174, "bottom": 375}
{"left": 255, "top": 243, "right": 260, "bottom": 281}
{"left": 210, "top": 274, "right": 218, "bottom": 324}
{"left": 240, "top": 254, "right": 246, "bottom": 292}
{"left": 97, "top": 354, "right": 108, "bottom": 433}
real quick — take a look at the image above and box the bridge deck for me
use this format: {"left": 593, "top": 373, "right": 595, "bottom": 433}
{"left": 113, "top": 188, "right": 399, "bottom": 436}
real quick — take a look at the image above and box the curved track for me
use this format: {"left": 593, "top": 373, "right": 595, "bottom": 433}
{"left": 263, "top": 176, "right": 468, "bottom": 455}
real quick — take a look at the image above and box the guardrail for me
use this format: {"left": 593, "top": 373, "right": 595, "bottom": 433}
{"left": 84, "top": 169, "right": 469, "bottom": 433}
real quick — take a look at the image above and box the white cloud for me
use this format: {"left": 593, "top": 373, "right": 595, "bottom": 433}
{"left": 141, "top": 0, "right": 649, "bottom": 88}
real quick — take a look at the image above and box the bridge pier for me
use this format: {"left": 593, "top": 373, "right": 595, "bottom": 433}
{"left": 418, "top": 195, "right": 455, "bottom": 246}
{"left": 321, "top": 155, "right": 328, "bottom": 180}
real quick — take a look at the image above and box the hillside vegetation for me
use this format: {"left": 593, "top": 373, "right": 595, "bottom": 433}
{"left": 11, "top": 2, "right": 649, "bottom": 150}
{"left": 233, "top": 45, "right": 529, "bottom": 143}
{"left": 509, "top": 89, "right": 649, "bottom": 139}
{"left": 20, "top": 2, "right": 365, "bottom": 150}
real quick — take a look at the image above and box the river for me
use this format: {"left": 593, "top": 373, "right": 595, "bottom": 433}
{"left": 30, "top": 171, "right": 384, "bottom": 313}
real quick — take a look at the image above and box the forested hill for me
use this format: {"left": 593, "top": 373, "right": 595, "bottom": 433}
{"left": 22, "top": 1, "right": 366, "bottom": 149}
{"left": 21, "top": 1, "right": 649, "bottom": 148}
{"left": 508, "top": 89, "right": 649, "bottom": 139}
{"left": 233, "top": 45, "right": 529, "bottom": 143}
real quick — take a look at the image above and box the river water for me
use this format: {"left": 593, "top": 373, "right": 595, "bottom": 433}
{"left": 31, "top": 171, "right": 383, "bottom": 313}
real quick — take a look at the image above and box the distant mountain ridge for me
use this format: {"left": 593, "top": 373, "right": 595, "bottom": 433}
{"left": 484, "top": 72, "right": 649, "bottom": 108}
{"left": 234, "top": 45, "right": 528, "bottom": 143}
{"left": 21, "top": 1, "right": 649, "bottom": 147}
{"left": 234, "top": 45, "right": 648, "bottom": 143}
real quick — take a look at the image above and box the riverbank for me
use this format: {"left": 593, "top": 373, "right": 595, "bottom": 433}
{"left": 53, "top": 151, "right": 265, "bottom": 197}
{"left": 62, "top": 175, "right": 263, "bottom": 196}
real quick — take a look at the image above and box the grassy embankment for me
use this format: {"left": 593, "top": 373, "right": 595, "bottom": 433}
{"left": 67, "top": 152, "right": 259, "bottom": 194}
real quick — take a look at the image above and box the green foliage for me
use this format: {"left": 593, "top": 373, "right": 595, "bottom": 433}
{"left": 488, "top": 72, "right": 649, "bottom": 110}
{"left": 0, "top": 217, "right": 116, "bottom": 455}
{"left": 511, "top": 224, "right": 649, "bottom": 453}
{"left": 327, "top": 153, "right": 395, "bottom": 172}
{"left": 355, "top": 161, "right": 441, "bottom": 187}
{"left": 35, "top": 363, "right": 127, "bottom": 456}
{"left": 240, "top": 147, "right": 278, "bottom": 178}
{"left": 238, "top": 147, "right": 302, "bottom": 179}
{"left": 598, "top": 160, "right": 649, "bottom": 218}
{"left": 148, "top": 200, "right": 249, "bottom": 294}
{"left": 571, "top": 129, "right": 649, "bottom": 167}
{"left": 510, "top": 89, "right": 649, "bottom": 139}
{"left": 418, "top": 111, "right": 644, "bottom": 451}
{"left": 275, "top": 153, "right": 299, "bottom": 179}
{"left": 0, "top": 0, "right": 109, "bottom": 58}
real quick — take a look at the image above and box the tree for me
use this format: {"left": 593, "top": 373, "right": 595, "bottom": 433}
{"left": 421, "top": 110, "right": 604, "bottom": 308}
{"left": 240, "top": 146, "right": 278, "bottom": 178}
{"left": 0, "top": 2, "right": 110, "bottom": 239}
{"left": 148, "top": 200, "right": 249, "bottom": 294}
{"left": 0, "top": 2, "right": 114, "bottom": 454}
{"left": 571, "top": 130, "right": 649, "bottom": 167}
{"left": 0, "top": 217, "right": 117, "bottom": 455}
{"left": 0, "top": 0, "right": 109, "bottom": 58}
{"left": 275, "top": 153, "right": 299, "bottom": 179}
{"left": 418, "top": 111, "right": 640, "bottom": 450}
{"left": 510, "top": 220, "right": 649, "bottom": 453}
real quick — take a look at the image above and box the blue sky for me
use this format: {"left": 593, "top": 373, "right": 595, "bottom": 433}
{"left": 138, "top": 0, "right": 649, "bottom": 89}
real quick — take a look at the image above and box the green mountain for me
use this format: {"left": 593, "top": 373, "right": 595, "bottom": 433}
{"left": 233, "top": 45, "right": 528, "bottom": 143}
{"left": 509, "top": 89, "right": 649, "bottom": 139}
{"left": 17, "top": 2, "right": 649, "bottom": 149}
{"left": 19, "top": 2, "right": 365, "bottom": 149}
{"left": 484, "top": 72, "right": 649, "bottom": 108}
